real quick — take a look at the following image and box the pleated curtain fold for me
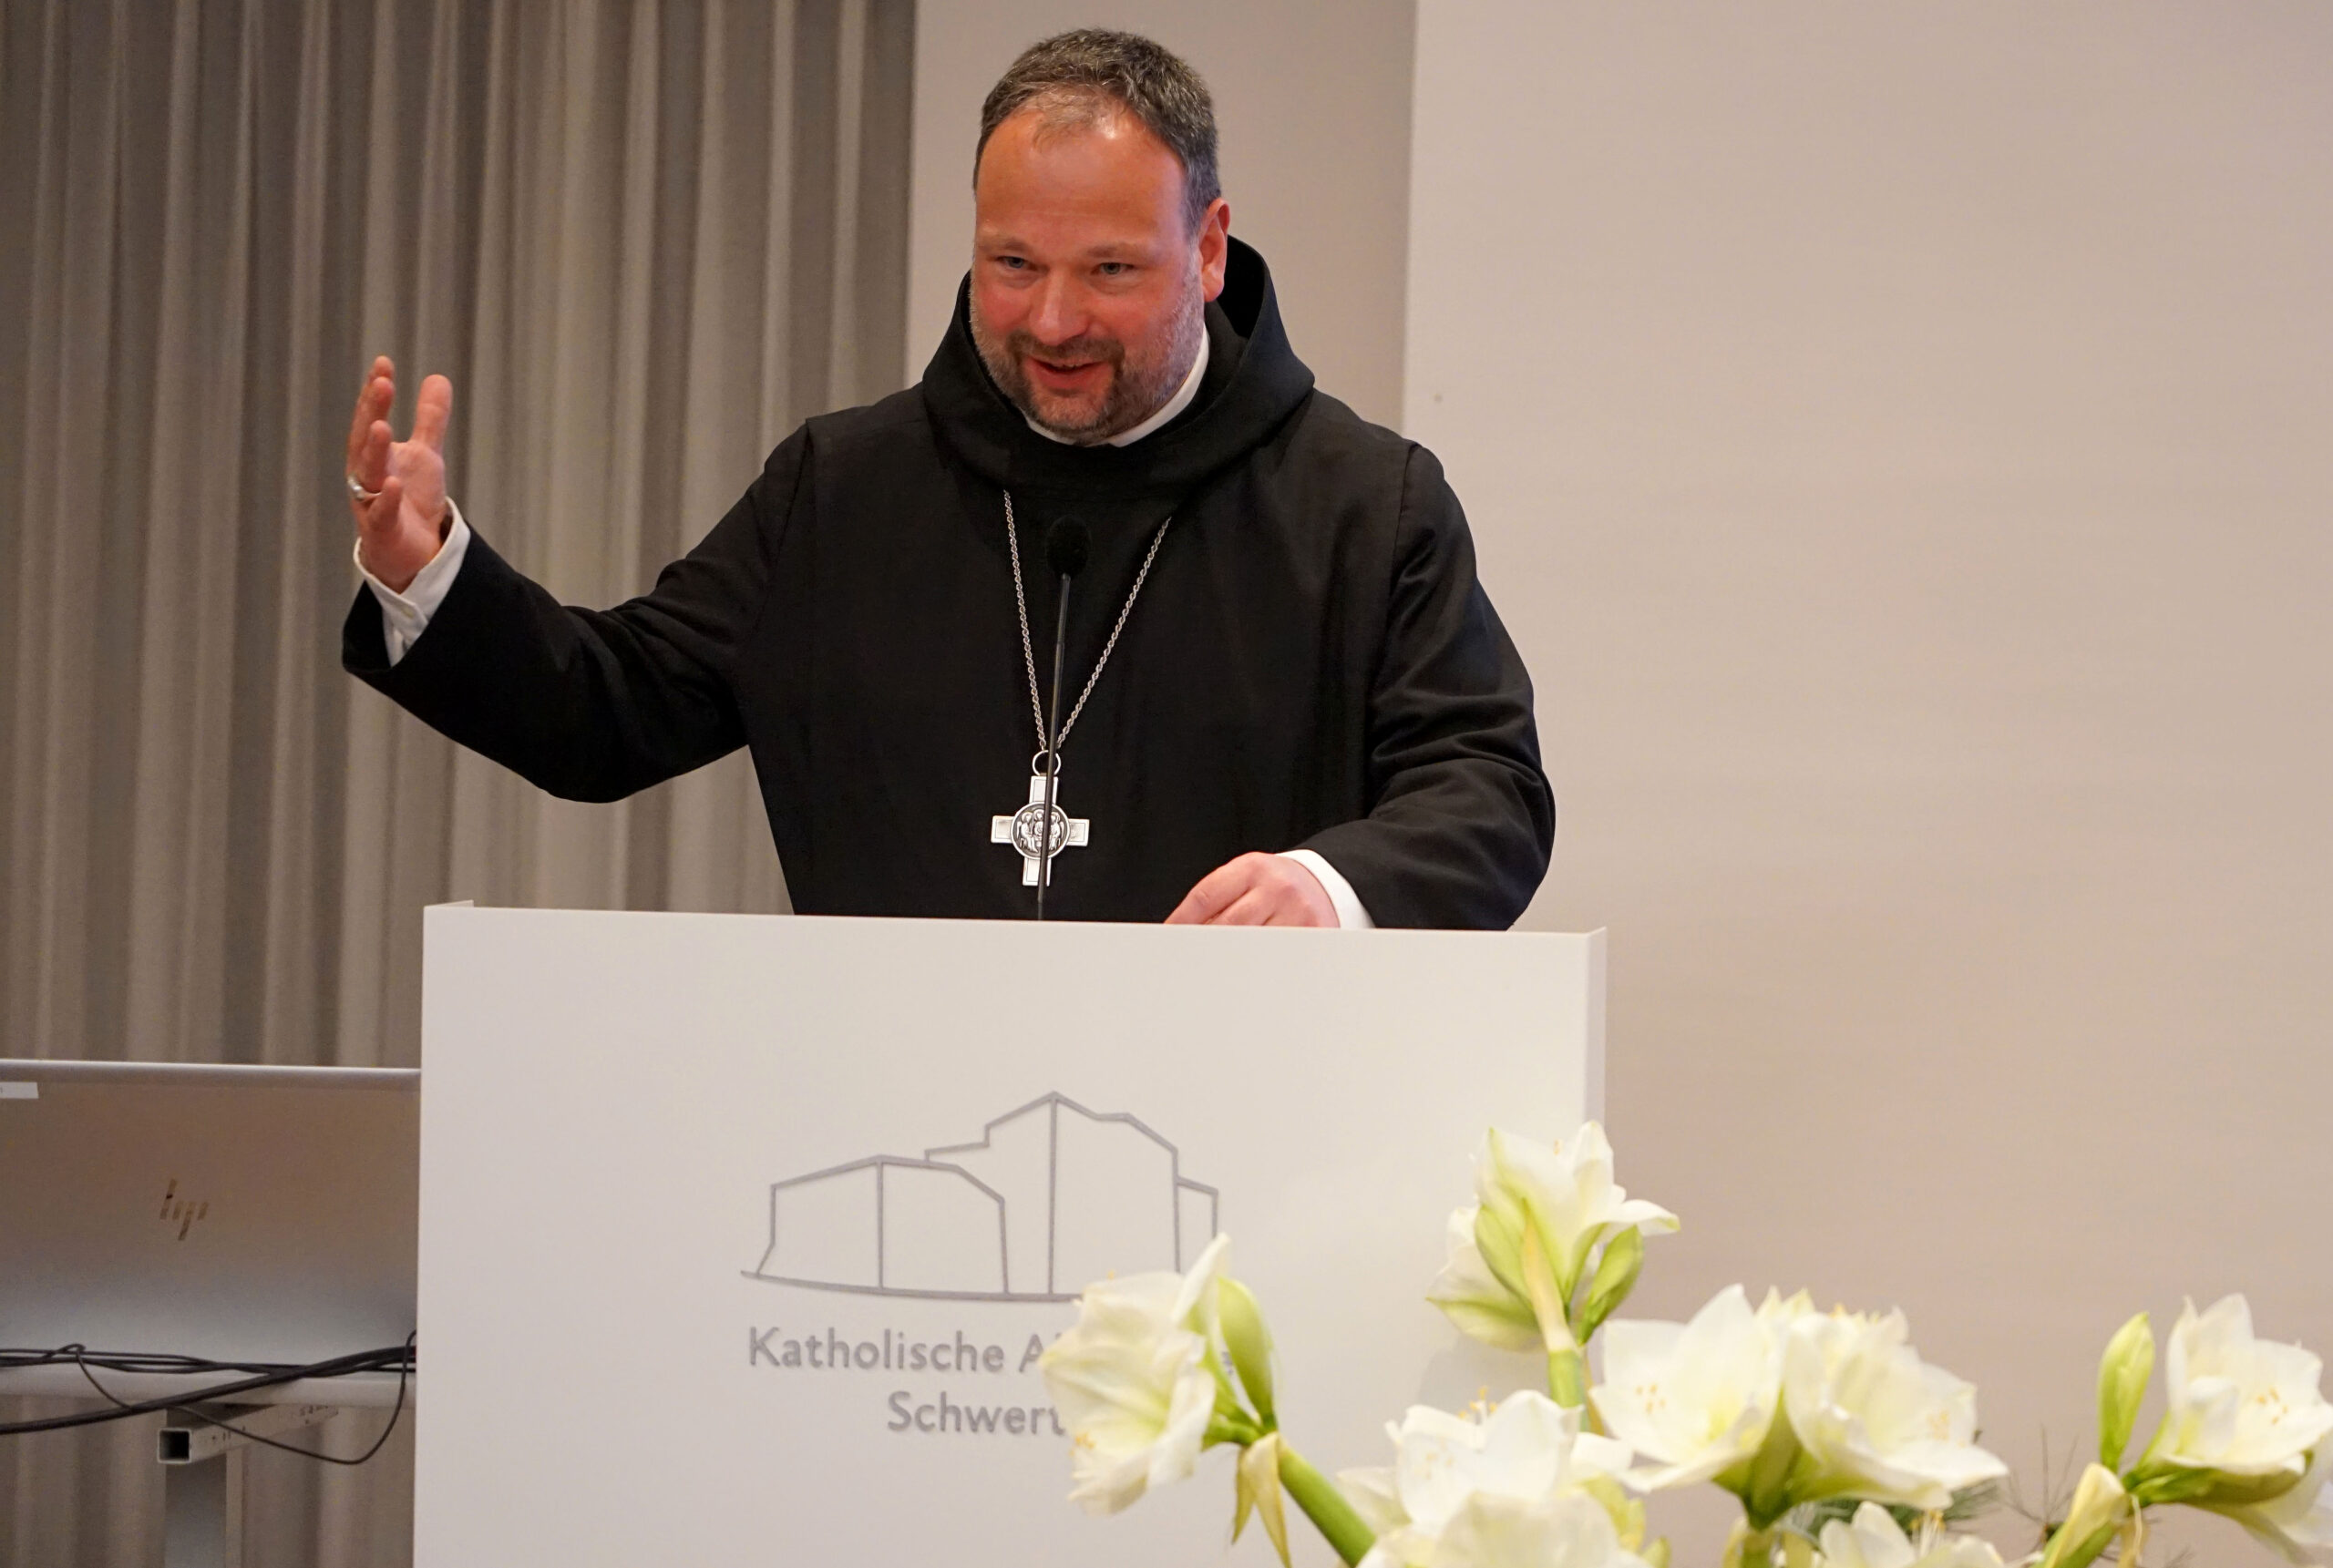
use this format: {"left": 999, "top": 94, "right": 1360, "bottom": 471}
{"left": 0, "top": 0, "right": 912, "bottom": 1558}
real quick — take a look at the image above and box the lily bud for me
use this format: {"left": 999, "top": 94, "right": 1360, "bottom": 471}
{"left": 2095, "top": 1311, "right": 2153, "bottom": 1471}
{"left": 1520, "top": 1225, "right": 1578, "bottom": 1356}
{"left": 2040, "top": 1464, "right": 2132, "bottom": 1568}
{"left": 1217, "top": 1275, "right": 1277, "bottom": 1429}
{"left": 1578, "top": 1226, "right": 1646, "bottom": 1342}
{"left": 1425, "top": 1207, "right": 1541, "bottom": 1351}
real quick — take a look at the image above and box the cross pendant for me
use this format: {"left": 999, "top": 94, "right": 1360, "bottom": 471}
{"left": 991, "top": 774, "right": 1090, "bottom": 887}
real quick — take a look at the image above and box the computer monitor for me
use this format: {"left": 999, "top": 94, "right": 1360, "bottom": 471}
{"left": 0, "top": 1059, "right": 416, "bottom": 1371}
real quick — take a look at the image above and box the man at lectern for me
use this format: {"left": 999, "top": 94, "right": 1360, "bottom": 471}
{"left": 340, "top": 30, "right": 1551, "bottom": 928}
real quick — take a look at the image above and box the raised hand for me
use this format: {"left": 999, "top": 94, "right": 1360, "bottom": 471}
{"left": 345, "top": 355, "right": 453, "bottom": 593}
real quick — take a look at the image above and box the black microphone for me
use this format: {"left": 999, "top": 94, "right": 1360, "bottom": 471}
{"left": 1035, "top": 518, "right": 1089, "bottom": 920}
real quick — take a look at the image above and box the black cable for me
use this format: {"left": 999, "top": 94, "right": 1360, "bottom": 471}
{"left": 0, "top": 1349, "right": 334, "bottom": 1377}
{"left": 0, "top": 1345, "right": 417, "bottom": 1376}
{"left": 0, "top": 1342, "right": 413, "bottom": 1438}
{"left": 71, "top": 1334, "right": 414, "bottom": 1467}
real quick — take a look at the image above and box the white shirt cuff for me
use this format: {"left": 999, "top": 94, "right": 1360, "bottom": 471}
{"left": 1277, "top": 848, "right": 1377, "bottom": 929}
{"left": 358, "top": 500, "right": 471, "bottom": 666}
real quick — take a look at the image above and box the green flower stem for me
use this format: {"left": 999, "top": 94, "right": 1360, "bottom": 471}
{"left": 1277, "top": 1443, "right": 1376, "bottom": 1567}
{"left": 1206, "top": 1410, "right": 1263, "bottom": 1449}
{"left": 1548, "top": 1347, "right": 1588, "bottom": 1409}
{"left": 1726, "top": 1524, "right": 1776, "bottom": 1568}
{"left": 2124, "top": 1464, "right": 2213, "bottom": 1508}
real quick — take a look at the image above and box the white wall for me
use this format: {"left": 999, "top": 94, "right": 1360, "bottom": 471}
{"left": 1408, "top": 4, "right": 2333, "bottom": 1562}
{"left": 900, "top": 6, "right": 2333, "bottom": 1557}
{"left": 907, "top": 0, "right": 1416, "bottom": 427}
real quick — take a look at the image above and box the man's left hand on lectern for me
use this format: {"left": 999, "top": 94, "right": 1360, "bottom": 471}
{"left": 346, "top": 355, "right": 453, "bottom": 595}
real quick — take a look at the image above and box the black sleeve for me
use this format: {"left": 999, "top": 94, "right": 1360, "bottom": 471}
{"left": 1298, "top": 446, "right": 1556, "bottom": 928}
{"left": 341, "top": 429, "right": 803, "bottom": 803}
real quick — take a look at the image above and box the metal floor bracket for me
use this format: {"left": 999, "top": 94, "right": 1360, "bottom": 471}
{"left": 159, "top": 1403, "right": 343, "bottom": 1568}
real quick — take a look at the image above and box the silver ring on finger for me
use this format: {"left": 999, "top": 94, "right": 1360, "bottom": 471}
{"left": 347, "top": 472, "right": 382, "bottom": 505}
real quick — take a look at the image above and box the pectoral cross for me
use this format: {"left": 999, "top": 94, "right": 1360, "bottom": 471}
{"left": 992, "top": 774, "right": 1090, "bottom": 887}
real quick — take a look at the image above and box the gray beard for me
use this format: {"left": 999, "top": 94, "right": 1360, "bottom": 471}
{"left": 971, "top": 275, "right": 1206, "bottom": 446}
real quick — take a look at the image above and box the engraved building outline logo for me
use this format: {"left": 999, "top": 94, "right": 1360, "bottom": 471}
{"left": 745, "top": 1091, "right": 1220, "bottom": 1302}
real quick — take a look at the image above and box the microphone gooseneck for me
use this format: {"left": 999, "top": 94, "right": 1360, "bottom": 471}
{"left": 1035, "top": 518, "right": 1088, "bottom": 920}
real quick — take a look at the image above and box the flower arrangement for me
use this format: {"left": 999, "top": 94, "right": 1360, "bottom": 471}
{"left": 1038, "top": 1123, "right": 2333, "bottom": 1568}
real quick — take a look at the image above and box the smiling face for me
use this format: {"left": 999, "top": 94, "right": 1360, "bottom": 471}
{"left": 970, "top": 99, "right": 1230, "bottom": 445}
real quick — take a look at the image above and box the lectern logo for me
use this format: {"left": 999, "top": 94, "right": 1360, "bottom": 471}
{"left": 744, "top": 1091, "right": 1220, "bottom": 1301}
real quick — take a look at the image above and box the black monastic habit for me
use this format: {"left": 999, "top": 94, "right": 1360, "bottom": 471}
{"left": 344, "top": 241, "right": 1554, "bottom": 927}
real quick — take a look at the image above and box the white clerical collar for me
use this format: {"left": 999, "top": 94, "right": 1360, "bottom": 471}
{"left": 1023, "top": 332, "right": 1209, "bottom": 448}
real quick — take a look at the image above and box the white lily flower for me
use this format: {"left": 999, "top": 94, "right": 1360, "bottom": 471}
{"left": 1431, "top": 1124, "right": 1678, "bottom": 1351}
{"left": 1412, "top": 1490, "right": 1648, "bottom": 1568}
{"left": 1342, "top": 1462, "right": 1411, "bottom": 1541}
{"left": 1593, "top": 1285, "right": 1810, "bottom": 1491}
{"left": 1813, "top": 1501, "right": 2007, "bottom": 1568}
{"left": 1339, "top": 1391, "right": 1647, "bottom": 1568}
{"left": 2211, "top": 1440, "right": 2333, "bottom": 1565}
{"left": 1781, "top": 1308, "right": 2009, "bottom": 1511}
{"left": 1038, "top": 1232, "right": 1229, "bottom": 1514}
{"left": 2149, "top": 1295, "right": 2333, "bottom": 1479}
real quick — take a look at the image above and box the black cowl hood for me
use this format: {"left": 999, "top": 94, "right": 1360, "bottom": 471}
{"left": 918, "top": 237, "right": 1317, "bottom": 501}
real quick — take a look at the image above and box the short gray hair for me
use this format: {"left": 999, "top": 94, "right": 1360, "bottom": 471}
{"left": 976, "top": 30, "right": 1221, "bottom": 234}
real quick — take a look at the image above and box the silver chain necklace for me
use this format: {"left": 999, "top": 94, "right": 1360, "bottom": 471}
{"left": 988, "top": 489, "right": 1172, "bottom": 889}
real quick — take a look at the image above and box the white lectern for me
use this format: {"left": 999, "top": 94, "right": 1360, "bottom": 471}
{"left": 417, "top": 907, "right": 1602, "bottom": 1567}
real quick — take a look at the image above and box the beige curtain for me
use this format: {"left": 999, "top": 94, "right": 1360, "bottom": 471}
{"left": 0, "top": 0, "right": 913, "bottom": 1560}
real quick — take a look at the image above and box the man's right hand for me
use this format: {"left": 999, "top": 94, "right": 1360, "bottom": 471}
{"left": 346, "top": 355, "right": 453, "bottom": 594}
